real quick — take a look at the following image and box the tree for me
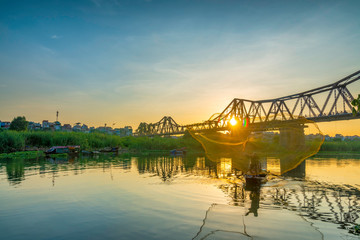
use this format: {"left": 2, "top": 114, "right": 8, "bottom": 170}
{"left": 9, "top": 116, "right": 28, "bottom": 131}
{"left": 352, "top": 94, "right": 360, "bottom": 115}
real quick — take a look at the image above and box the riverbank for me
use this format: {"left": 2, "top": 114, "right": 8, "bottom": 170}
{"left": 0, "top": 130, "right": 203, "bottom": 154}
{"left": 1, "top": 130, "right": 359, "bottom": 155}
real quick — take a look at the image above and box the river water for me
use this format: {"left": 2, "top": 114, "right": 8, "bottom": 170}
{"left": 0, "top": 153, "right": 359, "bottom": 240}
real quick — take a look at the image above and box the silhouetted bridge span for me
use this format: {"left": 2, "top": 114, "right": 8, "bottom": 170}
{"left": 135, "top": 70, "right": 360, "bottom": 136}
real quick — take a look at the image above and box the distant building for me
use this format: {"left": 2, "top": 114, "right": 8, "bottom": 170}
{"left": 28, "top": 121, "right": 39, "bottom": 131}
{"left": 334, "top": 134, "right": 345, "bottom": 141}
{"left": 96, "top": 126, "right": 106, "bottom": 133}
{"left": 73, "top": 123, "right": 81, "bottom": 132}
{"left": 114, "top": 128, "right": 121, "bottom": 135}
{"left": 81, "top": 124, "right": 89, "bottom": 133}
{"left": 124, "top": 126, "right": 133, "bottom": 136}
{"left": 0, "top": 121, "right": 10, "bottom": 129}
{"left": 62, "top": 124, "right": 72, "bottom": 132}
{"left": 54, "top": 121, "right": 61, "bottom": 131}
{"left": 49, "top": 122, "right": 55, "bottom": 131}
{"left": 105, "top": 127, "right": 113, "bottom": 135}
{"left": 42, "top": 120, "right": 50, "bottom": 129}
{"left": 96, "top": 126, "right": 113, "bottom": 134}
{"left": 344, "top": 135, "right": 360, "bottom": 141}
{"left": 114, "top": 126, "right": 133, "bottom": 137}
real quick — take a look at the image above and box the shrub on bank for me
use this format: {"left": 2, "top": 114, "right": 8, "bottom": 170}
{"left": 320, "top": 140, "right": 360, "bottom": 152}
{"left": 0, "top": 131, "right": 203, "bottom": 153}
{"left": 0, "top": 131, "right": 25, "bottom": 153}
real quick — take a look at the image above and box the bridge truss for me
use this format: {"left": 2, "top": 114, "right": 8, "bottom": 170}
{"left": 135, "top": 70, "right": 360, "bottom": 136}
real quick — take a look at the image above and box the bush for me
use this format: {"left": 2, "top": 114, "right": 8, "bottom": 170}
{"left": 0, "top": 131, "right": 204, "bottom": 154}
{"left": 0, "top": 131, "right": 25, "bottom": 153}
{"left": 10, "top": 116, "right": 28, "bottom": 131}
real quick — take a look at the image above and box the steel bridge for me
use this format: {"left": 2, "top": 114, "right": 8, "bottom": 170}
{"left": 135, "top": 70, "right": 360, "bottom": 136}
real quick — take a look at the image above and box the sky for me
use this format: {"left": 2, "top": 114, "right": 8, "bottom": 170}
{"left": 0, "top": 0, "right": 359, "bottom": 136}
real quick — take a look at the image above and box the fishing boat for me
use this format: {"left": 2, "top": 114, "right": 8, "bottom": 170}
{"left": 100, "top": 147, "right": 119, "bottom": 153}
{"left": 244, "top": 173, "right": 267, "bottom": 184}
{"left": 170, "top": 147, "right": 187, "bottom": 155}
{"left": 45, "top": 146, "right": 80, "bottom": 155}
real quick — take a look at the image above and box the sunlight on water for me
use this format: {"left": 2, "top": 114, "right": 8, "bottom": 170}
{"left": 0, "top": 154, "right": 359, "bottom": 240}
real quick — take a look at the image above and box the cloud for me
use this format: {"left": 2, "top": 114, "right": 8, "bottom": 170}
{"left": 40, "top": 46, "right": 56, "bottom": 55}
{"left": 51, "top": 35, "right": 61, "bottom": 39}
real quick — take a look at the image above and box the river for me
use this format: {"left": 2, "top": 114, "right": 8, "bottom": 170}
{"left": 0, "top": 153, "right": 359, "bottom": 239}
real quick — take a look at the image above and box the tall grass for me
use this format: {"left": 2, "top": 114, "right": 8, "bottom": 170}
{"left": 320, "top": 140, "right": 360, "bottom": 152}
{"left": 3, "top": 130, "right": 358, "bottom": 154}
{"left": 0, "top": 131, "right": 25, "bottom": 153}
{"left": 0, "top": 131, "right": 125, "bottom": 153}
{"left": 0, "top": 131, "right": 203, "bottom": 153}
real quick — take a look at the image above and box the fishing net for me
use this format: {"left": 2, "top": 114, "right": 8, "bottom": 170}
{"left": 188, "top": 115, "right": 324, "bottom": 176}
{"left": 192, "top": 204, "right": 323, "bottom": 240}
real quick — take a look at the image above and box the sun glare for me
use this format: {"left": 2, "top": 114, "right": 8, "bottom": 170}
{"left": 230, "top": 117, "right": 237, "bottom": 126}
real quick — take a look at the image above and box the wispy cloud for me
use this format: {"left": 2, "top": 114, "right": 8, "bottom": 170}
{"left": 39, "top": 45, "right": 56, "bottom": 55}
{"left": 51, "top": 35, "right": 61, "bottom": 39}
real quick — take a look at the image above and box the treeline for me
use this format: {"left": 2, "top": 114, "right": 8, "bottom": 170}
{"left": 320, "top": 140, "right": 360, "bottom": 152}
{"left": 0, "top": 130, "right": 203, "bottom": 153}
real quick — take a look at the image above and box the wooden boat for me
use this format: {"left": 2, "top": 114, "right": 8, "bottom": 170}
{"left": 45, "top": 146, "right": 80, "bottom": 155}
{"left": 170, "top": 147, "right": 187, "bottom": 155}
{"left": 244, "top": 173, "right": 267, "bottom": 184}
{"left": 100, "top": 147, "right": 119, "bottom": 153}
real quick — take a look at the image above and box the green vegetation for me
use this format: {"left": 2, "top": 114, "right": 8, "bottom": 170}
{"left": 0, "top": 130, "right": 203, "bottom": 154}
{"left": 0, "top": 131, "right": 25, "bottom": 153}
{"left": 320, "top": 140, "right": 360, "bottom": 152}
{"left": 9, "top": 116, "right": 28, "bottom": 131}
{"left": 0, "top": 131, "right": 125, "bottom": 153}
{"left": 352, "top": 94, "right": 360, "bottom": 115}
{"left": 120, "top": 133, "right": 203, "bottom": 151}
{"left": 0, "top": 151, "right": 42, "bottom": 159}
{"left": 1, "top": 129, "right": 359, "bottom": 155}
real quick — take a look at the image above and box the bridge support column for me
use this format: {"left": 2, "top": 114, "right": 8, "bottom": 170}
{"left": 280, "top": 158, "right": 306, "bottom": 178}
{"left": 279, "top": 125, "right": 305, "bottom": 150}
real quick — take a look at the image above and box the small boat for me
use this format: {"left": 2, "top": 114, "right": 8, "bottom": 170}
{"left": 45, "top": 146, "right": 80, "bottom": 155}
{"left": 170, "top": 147, "right": 187, "bottom": 155}
{"left": 100, "top": 147, "right": 119, "bottom": 153}
{"left": 244, "top": 173, "right": 267, "bottom": 186}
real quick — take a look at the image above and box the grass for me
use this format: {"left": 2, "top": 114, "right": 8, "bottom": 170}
{"left": 0, "top": 130, "right": 203, "bottom": 154}
{"left": 320, "top": 140, "right": 360, "bottom": 152}
{"left": 0, "top": 151, "right": 43, "bottom": 159}
{"left": 1, "top": 130, "right": 359, "bottom": 155}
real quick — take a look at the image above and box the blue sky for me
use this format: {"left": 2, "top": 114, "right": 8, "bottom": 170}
{"left": 0, "top": 0, "right": 359, "bottom": 133}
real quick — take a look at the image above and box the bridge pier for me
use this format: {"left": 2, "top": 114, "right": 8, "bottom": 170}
{"left": 279, "top": 125, "right": 305, "bottom": 150}
{"left": 281, "top": 158, "right": 306, "bottom": 178}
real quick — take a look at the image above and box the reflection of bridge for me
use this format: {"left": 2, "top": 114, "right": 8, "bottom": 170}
{"left": 135, "top": 70, "right": 360, "bottom": 136}
{"left": 222, "top": 180, "right": 360, "bottom": 236}
{"left": 2, "top": 154, "right": 359, "bottom": 235}
{"left": 135, "top": 155, "right": 360, "bottom": 234}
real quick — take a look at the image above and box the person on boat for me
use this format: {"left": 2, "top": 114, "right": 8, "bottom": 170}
{"left": 248, "top": 153, "right": 261, "bottom": 175}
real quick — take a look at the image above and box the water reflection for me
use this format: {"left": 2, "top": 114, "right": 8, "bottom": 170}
{"left": 0, "top": 154, "right": 359, "bottom": 237}
{"left": 5, "top": 158, "right": 25, "bottom": 185}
